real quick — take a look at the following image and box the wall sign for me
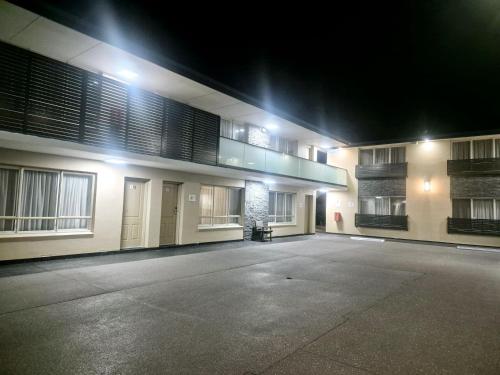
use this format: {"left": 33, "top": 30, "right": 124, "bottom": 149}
{"left": 188, "top": 194, "right": 197, "bottom": 202}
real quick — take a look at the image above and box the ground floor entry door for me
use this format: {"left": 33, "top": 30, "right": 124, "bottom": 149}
{"left": 121, "top": 178, "right": 147, "bottom": 249}
{"left": 159, "top": 182, "right": 178, "bottom": 246}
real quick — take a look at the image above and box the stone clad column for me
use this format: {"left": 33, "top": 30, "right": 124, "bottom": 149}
{"left": 244, "top": 181, "right": 269, "bottom": 240}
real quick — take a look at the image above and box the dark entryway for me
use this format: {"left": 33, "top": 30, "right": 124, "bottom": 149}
{"left": 315, "top": 191, "right": 326, "bottom": 232}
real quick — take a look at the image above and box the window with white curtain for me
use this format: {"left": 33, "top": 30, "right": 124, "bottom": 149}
{"left": 268, "top": 191, "right": 295, "bottom": 224}
{"left": 359, "top": 147, "right": 406, "bottom": 165}
{"left": 452, "top": 141, "right": 471, "bottom": 160}
{"left": 199, "top": 185, "right": 242, "bottom": 227}
{"left": 452, "top": 198, "right": 499, "bottom": 220}
{"left": 359, "top": 197, "right": 406, "bottom": 216}
{"left": 0, "top": 166, "right": 95, "bottom": 234}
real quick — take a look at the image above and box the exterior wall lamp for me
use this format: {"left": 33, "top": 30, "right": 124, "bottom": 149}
{"left": 424, "top": 179, "right": 431, "bottom": 192}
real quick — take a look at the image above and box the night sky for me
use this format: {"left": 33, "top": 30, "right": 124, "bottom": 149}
{"left": 13, "top": 0, "right": 500, "bottom": 145}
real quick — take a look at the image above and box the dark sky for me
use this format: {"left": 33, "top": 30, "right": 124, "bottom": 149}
{"left": 14, "top": 0, "right": 500, "bottom": 145}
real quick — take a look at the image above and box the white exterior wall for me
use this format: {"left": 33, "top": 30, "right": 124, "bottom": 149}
{"left": 0, "top": 148, "right": 315, "bottom": 260}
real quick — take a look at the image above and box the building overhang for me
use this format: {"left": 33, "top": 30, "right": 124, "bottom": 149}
{"left": 0, "top": 1, "right": 346, "bottom": 150}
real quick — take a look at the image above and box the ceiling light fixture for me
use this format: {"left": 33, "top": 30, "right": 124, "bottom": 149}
{"left": 117, "top": 69, "right": 138, "bottom": 80}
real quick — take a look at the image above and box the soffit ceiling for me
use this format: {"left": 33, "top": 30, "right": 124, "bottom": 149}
{"left": 0, "top": 1, "right": 345, "bottom": 149}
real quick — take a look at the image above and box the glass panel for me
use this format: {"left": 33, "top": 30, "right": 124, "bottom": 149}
{"left": 269, "top": 192, "right": 276, "bottom": 216}
{"left": 375, "top": 148, "right": 390, "bottom": 164}
{"left": 0, "top": 219, "right": 15, "bottom": 231}
{"left": 473, "top": 199, "right": 494, "bottom": 219}
{"left": 59, "top": 174, "right": 92, "bottom": 230}
{"left": 19, "top": 219, "right": 55, "bottom": 231}
{"left": 266, "top": 151, "right": 300, "bottom": 177}
{"left": 243, "top": 143, "right": 266, "bottom": 171}
{"left": 233, "top": 123, "right": 247, "bottom": 142}
{"left": 220, "top": 118, "right": 232, "bottom": 138}
{"left": 199, "top": 185, "right": 213, "bottom": 225}
{"left": 359, "top": 198, "right": 375, "bottom": 214}
{"left": 452, "top": 199, "right": 471, "bottom": 219}
{"left": 213, "top": 186, "right": 228, "bottom": 225}
{"left": 391, "top": 198, "right": 406, "bottom": 216}
{"left": 496, "top": 139, "right": 500, "bottom": 159}
{"left": 391, "top": 147, "right": 406, "bottom": 163}
{"left": 218, "top": 137, "right": 244, "bottom": 167}
{"left": 375, "top": 197, "right": 390, "bottom": 215}
{"left": 452, "top": 141, "right": 470, "bottom": 160}
{"left": 287, "top": 140, "right": 298, "bottom": 156}
{"left": 359, "top": 149, "right": 373, "bottom": 165}
{"left": 228, "top": 188, "right": 241, "bottom": 216}
{"left": 276, "top": 192, "right": 285, "bottom": 222}
{"left": 285, "top": 193, "right": 294, "bottom": 222}
{"left": 19, "top": 170, "right": 58, "bottom": 231}
{"left": 0, "top": 168, "right": 18, "bottom": 231}
{"left": 473, "top": 139, "right": 493, "bottom": 159}
{"left": 58, "top": 218, "right": 90, "bottom": 231}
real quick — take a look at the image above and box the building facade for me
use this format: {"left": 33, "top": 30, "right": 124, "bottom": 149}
{"left": 0, "top": 2, "right": 498, "bottom": 262}
{"left": 0, "top": 2, "right": 347, "bottom": 261}
{"left": 327, "top": 137, "right": 500, "bottom": 247}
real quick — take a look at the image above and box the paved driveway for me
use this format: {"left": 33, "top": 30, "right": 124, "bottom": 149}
{"left": 0, "top": 234, "right": 499, "bottom": 374}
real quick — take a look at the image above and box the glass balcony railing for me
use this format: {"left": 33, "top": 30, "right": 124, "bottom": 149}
{"left": 218, "top": 137, "right": 347, "bottom": 187}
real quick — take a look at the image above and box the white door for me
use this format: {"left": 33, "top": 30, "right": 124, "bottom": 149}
{"left": 159, "top": 183, "right": 178, "bottom": 246}
{"left": 121, "top": 179, "right": 146, "bottom": 249}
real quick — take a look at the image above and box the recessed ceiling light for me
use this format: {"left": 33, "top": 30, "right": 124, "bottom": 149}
{"left": 263, "top": 179, "right": 275, "bottom": 185}
{"left": 117, "top": 69, "right": 138, "bottom": 80}
{"left": 266, "top": 122, "right": 278, "bottom": 130}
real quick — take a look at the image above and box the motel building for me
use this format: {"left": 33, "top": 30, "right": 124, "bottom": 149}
{"left": 0, "top": 2, "right": 499, "bottom": 263}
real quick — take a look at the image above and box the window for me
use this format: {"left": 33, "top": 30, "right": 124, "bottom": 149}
{"left": 375, "top": 148, "right": 390, "bottom": 164}
{"left": 269, "top": 191, "right": 295, "bottom": 224}
{"left": 452, "top": 199, "right": 499, "bottom": 220}
{"left": 452, "top": 138, "right": 500, "bottom": 160}
{"left": 220, "top": 119, "right": 247, "bottom": 142}
{"left": 199, "top": 185, "right": 242, "bottom": 227}
{"left": 473, "top": 139, "right": 493, "bottom": 159}
{"left": 391, "top": 147, "right": 406, "bottom": 163}
{"left": 359, "top": 149, "right": 373, "bottom": 166}
{"left": 359, "top": 147, "right": 406, "bottom": 165}
{"left": 359, "top": 197, "right": 406, "bottom": 216}
{"left": 0, "top": 166, "right": 95, "bottom": 234}
{"left": 452, "top": 141, "right": 470, "bottom": 160}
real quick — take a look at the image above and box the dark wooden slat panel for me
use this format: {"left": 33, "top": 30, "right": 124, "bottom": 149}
{"left": 126, "top": 87, "right": 163, "bottom": 155}
{"left": 83, "top": 74, "right": 127, "bottom": 150}
{"left": 26, "top": 55, "right": 83, "bottom": 141}
{"left": 192, "top": 108, "right": 219, "bottom": 165}
{"left": 0, "top": 41, "right": 30, "bottom": 133}
{"left": 355, "top": 213, "right": 408, "bottom": 230}
{"left": 355, "top": 162, "right": 407, "bottom": 179}
{"left": 447, "top": 158, "right": 500, "bottom": 176}
{"left": 162, "top": 99, "right": 194, "bottom": 161}
{"left": 447, "top": 217, "right": 500, "bottom": 236}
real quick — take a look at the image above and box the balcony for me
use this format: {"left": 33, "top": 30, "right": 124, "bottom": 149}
{"left": 218, "top": 137, "right": 347, "bottom": 187}
{"left": 355, "top": 163, "right": 407, "bottom": 179}
{"left": 447, "top": 158, "right": 500, "bottom": 176}
{"left": 447, "top": 217, "right": 500, "bottom": 236}
{"left": 355, "top": 213, "right": 408, "bottom": 230}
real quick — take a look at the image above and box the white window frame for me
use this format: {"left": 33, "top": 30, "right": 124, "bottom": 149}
{"left": 198, "top": 185, "right": 242, "bottom": 228}
{"left": 268, "top": 191, "right": 296, "bottom": 225}
{"left": 0, "top": 165, "right": 96, "bottom": 235}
